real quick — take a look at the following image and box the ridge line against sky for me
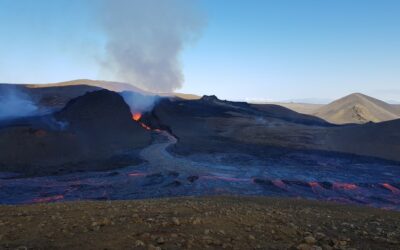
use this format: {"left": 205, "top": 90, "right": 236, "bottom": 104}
{"left": 0, "top": 0, "right": 400, "bottom": 102}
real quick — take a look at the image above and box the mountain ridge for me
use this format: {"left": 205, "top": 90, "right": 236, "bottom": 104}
{"left": 313, "top": 93, "right": 400, "bottom": 124}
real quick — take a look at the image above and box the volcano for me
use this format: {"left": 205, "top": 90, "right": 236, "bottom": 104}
{"left": 0, "top": 89, "right": 151, "bottom": 176}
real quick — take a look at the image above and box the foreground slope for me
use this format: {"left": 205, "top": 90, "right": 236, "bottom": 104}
{"left": 313, "top": 93, "right": 400, "bottom": 124}
{"left": 0, "top": 196, "right": 399, "bottom": 250}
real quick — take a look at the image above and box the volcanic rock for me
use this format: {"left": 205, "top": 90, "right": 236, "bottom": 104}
{"left": 145, "top": 95, "right": 400, "bottom": 162}
{"left": 0, "top": 90, "right": 151, "bottom": 175}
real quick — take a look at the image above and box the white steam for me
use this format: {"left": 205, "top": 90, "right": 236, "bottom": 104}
{"left": 120, "top": 91, "right": 159, "bottom": 114}
{"left": 0, "top": 87, "right": 38, "bottom": 120}
{"left": 98, "top": 0, "right": 204, "bottom": 93}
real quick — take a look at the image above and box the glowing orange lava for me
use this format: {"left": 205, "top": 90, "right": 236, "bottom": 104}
{"left": 132, "top": 113, "right": 142, "bottom": 121}
{"left": 131, "top": 112, "right": 153, "bottom": 130}
{"left": 272, "top": 179, "right": 287, "bottom": 189}
{"left": 128, "top": 172, "right": 147, "bottom": 177}
{"left": 333, "top": 182, "right": 358, "bottom": 190}
{"left": 140, "top": 123, "right": 151, "bottom": 130}
{"left": 381, "top": 183, "right": 400, "bottom": 195}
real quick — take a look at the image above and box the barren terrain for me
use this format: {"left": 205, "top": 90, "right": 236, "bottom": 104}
{"left": 0, "top": 197, "right": 399, "bottom": 250}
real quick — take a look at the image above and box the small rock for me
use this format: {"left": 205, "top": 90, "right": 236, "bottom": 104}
{"left": 147, "top": 244, "right": 161, "bottom": 250}
{"left": 315, "top": 232, "right": 326, "bottom": 240}
{"left": 135, "top": 240, "right": 145, "bottom": 247}
{"left": 156, "top": 237, "right": 165, "bottom": 244}
{"left": 172, "top": 217, "right": 180, "bottom": 226}
{"left": 304, "top": 236, "right": 317, "bottom": 244}
{"left": 192, "top": 218, "right": 201, "bottom": 225}
{"left": 297, "top": 243, "right": 312, "bottom": 250}
{"left": 321, "top": 245, "right": 333, "bottom": 250}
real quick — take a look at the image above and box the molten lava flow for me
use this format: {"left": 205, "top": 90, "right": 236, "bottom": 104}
{"left": 131, "top": 112, "right": 153, "bottom": 131}
{"left": 272, "top": 179, "right": 287, "bottom": 189}
{"left": 128, "top": 172, "right": 147, "bottom": 177}
{"left": 333, "top": 182, "right": 358, "bottom": 190}
{"left": 132, "top": 113, "right": 142, "bottom": 121}
{"left": 309, "top": 181, "right": 323, "bottom": 194}
{"left": 140, "top": 123, "right": 152, "bottom": 130}
{"left": 381, "top": 183, "right": 400, "bottom": 195}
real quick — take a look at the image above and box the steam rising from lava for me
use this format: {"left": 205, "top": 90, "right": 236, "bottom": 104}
{"left": 98, "top": 0, "right": 205, "bottom": 93}
{"left": 0, "top": 86, "right": 38, "bottom": 120}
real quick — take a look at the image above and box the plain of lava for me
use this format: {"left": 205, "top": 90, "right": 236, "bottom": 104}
{"left": 1, "top": 128, "right": 400, "bottom": 210}
{"left": 0, "top": 88, "right": 400, "bottom": 211}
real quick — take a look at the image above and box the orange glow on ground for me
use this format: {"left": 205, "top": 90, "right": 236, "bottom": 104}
{"left": 272, "top": 179, "right": 287, "bottom": 189}
{"left": 333, "top": 182, "right": 358, "bottom": 190}
{"left": 382, "top": 183, "right": 400, "bottom": 195}
{"left": 128, "top": 172, "right": 147, "bottom": 177}
{"left": 140, "top": 123, "right": 151, "bottom": 130}
{"left": 309, "top": 182, "right": 322, "bottom": 194}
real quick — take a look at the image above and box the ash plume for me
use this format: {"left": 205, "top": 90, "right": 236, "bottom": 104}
{"left": 0, "top": 86, "right": 38, "bottom": 120}
{"left": 98, "top": 0, "right": 204, "bottom": 93}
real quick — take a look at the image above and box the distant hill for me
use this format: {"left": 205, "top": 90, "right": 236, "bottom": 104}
{"left": 257, "top": 102, "right": 322, "bottom": 115}
{"left": 394, "top": 104, "right": 400, "bottom": 115}
{"left": 27, "top": 79, "right": 151, "bottom": 94}
{"left": 312, "top": 93, "right": 400, "bottom": 124}
{"left": 27, "top": 79, "right": 198, "bottom": 100}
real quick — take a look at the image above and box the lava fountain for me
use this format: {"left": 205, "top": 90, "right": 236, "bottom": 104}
{"left": 131, "top": 112, "right": 152, "bottom": 130}
{"left": 132, "top": 113, "right": 142, "bottom": 121}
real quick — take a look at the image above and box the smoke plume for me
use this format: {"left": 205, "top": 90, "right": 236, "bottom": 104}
{"left": 98, "top": 0, "right": 204, "bottom": 93}
{"left": 120, "top": 91, "right": 159, "bottom": 114}
{"left": 0, "top": 86, "right": 38, "bottom": 120}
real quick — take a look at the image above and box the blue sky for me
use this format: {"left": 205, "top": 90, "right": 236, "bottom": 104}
{"left": 1, "top": 0, "right": 400, "bottom": 102}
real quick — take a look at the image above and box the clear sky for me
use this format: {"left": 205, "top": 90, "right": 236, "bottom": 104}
{"left": 1, "top": 0, "right": 400, "bottom": 102}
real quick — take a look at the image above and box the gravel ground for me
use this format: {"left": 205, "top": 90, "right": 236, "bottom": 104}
{"left": 0, "top": 196, "right": 399, "bottom": 250}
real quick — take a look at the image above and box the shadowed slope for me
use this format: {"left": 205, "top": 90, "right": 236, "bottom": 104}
{"left": 0, "top": 90, "right": 151, "bottom": 175}
{"left": 143, "top": 95, "right": 400, "bottom": 162}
